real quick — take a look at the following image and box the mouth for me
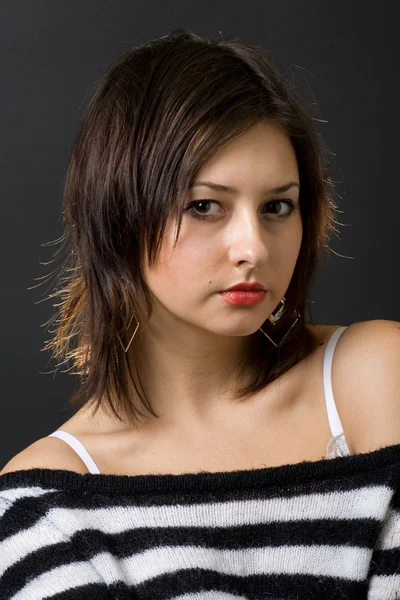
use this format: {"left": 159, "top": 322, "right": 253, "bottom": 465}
{"left": 222, "top": 282, "right": 266, "bottom": 292}
{"left": 218, "top": 289, "right": 267, "bottom": 306}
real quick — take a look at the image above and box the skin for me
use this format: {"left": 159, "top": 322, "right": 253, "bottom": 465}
{"left": 130, "top": 120, "right": 303, "bottom": 432}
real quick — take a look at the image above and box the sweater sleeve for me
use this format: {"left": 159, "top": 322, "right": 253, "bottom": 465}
{"left": 0, "top": 495, "right": 113, "bottom": 600}
{"left": 367, "top": 485, "right": 400, "bottom": 599}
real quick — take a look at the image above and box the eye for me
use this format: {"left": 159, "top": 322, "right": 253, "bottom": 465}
{"left": 184, "top": 199, "right": 298, "bottom": 220}
{"left": 184, "top": 200, "right": 221, "bottom": 218}
{"left": 262, "top": 199, "right": 297, "bottom": 218}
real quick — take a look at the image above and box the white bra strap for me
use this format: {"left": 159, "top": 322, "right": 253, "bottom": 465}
{"left": 323, "top": 326, "right": 348, "bottom": 437}
{"left": 48, "top": 430, "right": 101, "bottom": 474}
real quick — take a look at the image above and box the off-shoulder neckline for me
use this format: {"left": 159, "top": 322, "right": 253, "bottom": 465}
{"left": 1, "top": 443, "right": 400, "bottom": 495}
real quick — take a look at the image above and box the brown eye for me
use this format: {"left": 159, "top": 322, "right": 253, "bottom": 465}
{"left": 263, "top": 199, "right": 296, "bottom": 218}
{"left": 184, "top": 200, "right": 221, "bottom": 219}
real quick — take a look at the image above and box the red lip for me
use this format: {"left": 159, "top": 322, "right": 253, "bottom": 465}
{"left": 223, "top": 282, "right": 266, "bottom": 292}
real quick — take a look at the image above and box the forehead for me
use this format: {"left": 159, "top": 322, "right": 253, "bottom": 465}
{"left": 193, "top": 122, "right": 298, "bottom": 185}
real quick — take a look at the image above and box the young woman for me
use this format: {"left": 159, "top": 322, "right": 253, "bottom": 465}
{"left": 1, "top": 29, "right": 399, "bottom": 599}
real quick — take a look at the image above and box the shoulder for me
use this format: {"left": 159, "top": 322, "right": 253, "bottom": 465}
{"left": 0, "top": 435, "right": 89, "bottom": 476}
{"left": 328, "top": 319, "right": 400, "bottom": 454}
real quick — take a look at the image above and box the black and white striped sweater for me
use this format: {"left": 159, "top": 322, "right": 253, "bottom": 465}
{"left": 1, "top": 444, "right": 400, "bottom": 599}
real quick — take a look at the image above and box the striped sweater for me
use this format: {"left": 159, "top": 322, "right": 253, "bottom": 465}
{"left": 1, "top": 445, "right": 400, "bottom": 599}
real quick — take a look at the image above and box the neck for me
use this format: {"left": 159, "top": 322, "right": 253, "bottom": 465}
{"left": 129, "top": 317, "right": 254, "bottom": 429}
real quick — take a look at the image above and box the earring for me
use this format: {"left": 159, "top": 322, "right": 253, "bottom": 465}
{"left": 117, "top": 311, "right": 140, "bottom": 353}
{"left": 259, "top": 296, "right": 300, "bottom": 348}
{"left": 117, "top": 297, "right": 299, "bottom": 353}
{"left": 267, "top": 295, "right": 287, "bottom": 325}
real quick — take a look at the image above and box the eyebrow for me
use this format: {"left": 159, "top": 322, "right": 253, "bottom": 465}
{"left": 189, "top": 180, "right": 300, "bottom": 194}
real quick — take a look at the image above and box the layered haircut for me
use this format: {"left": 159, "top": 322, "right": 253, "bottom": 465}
{"left": 38, "top": 29, "right": 339, "bottom": 427}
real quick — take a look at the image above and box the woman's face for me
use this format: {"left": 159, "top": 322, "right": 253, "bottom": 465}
{"left": 142, "top": 120, "right": 302, "bottom": 338}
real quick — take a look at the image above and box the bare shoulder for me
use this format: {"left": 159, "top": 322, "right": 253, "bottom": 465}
{"left": 328, "top": 319, "right": 400, "bottom": 453}
{"left": 0, "top": 436, "right": 89, "bottom": 476}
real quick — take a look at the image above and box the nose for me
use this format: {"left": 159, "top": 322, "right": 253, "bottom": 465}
{"left": 226, "top": 210, "right": 269, "bottom": 268}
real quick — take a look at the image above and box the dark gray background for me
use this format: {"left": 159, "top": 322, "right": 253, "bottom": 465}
{"left": 1, "top": 1, "right": 399, "bottom": 465}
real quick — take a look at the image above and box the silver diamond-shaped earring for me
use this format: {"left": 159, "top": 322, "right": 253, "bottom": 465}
{"left": 117, "top": 311, "right": 140, "bottom": 353}
{"left": 259, "top": 296, "right": 299, "bottom": 348}
{"left": 267, "top": 296, "right": 287, "bottom": 325}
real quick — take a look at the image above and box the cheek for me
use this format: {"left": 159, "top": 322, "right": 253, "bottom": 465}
{"left": 166, "top": 245, "right": 211, "bottom": 287}
{"left": 147, "top": 227, "right": 214, "bottom": 293}
{"left": 273, "top": 221, "right": 302, "bottom": 267}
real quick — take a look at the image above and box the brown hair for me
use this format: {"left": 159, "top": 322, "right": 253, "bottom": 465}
{"left": 37, "top": 29, "right": 339, "bottom": 427}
